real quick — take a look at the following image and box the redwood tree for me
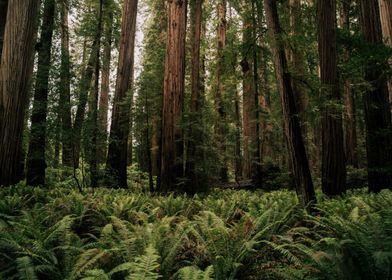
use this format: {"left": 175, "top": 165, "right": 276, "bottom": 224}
{"left": 215, "top": 0, "right": 228, "bottom": 182}
{"left": 158, "top": 0, "right": 187, "bottom": 192}
{"left": 360, "top": 0, "right": 392, "bottom": 192}
{"left": 186, "top": 0, "right": 204, "bottom": 192}
{"left": 98, "top": 3, "right": 113, "bottom": 163}
{"left": 264, "top": 0, "right": 316, "bottom": 208}
{"left": 26, "top": 0, "right": 56, "bottom": 186}
{"left": 339, "top": 0, "right": 358, "bottom": 168}
{"left": 0, "top": 0, "right": 40, "bottom": 186}
{"left": 59, "top": 0, "right": 73, "bottom": 167}
{"left": 106, "top": 0, "right": 138, "bottom": 188}
{"left": 317, "top": 0, "right": 346, "bottom": 195}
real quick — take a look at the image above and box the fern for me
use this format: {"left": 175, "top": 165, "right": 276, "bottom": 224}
{"left": 175, "top": 265, "right": 214, "bottom": 280}
{"left": 126, "top": 245, "right": 161, "bottom": 280}
{"left": 16, "top": 256, "right": 38, "bottom": 280}
{"left": 80, "top": 269, "right": 110, "bottom": 280}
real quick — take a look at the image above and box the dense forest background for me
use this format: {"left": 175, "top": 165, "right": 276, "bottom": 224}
{"left": 0, "top": 0, "right": 392, "bottom": 200}
{"left": 0, "top": 0, "right": 392, "bottom": 278}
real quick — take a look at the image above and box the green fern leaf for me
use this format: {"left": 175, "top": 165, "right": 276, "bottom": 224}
{"left": 16, "top": 256, "right": 38, "bottom": 280}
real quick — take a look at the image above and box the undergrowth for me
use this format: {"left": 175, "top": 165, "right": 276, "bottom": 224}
{"left": 0, "top": 185, "right": 391, "bottom": 279}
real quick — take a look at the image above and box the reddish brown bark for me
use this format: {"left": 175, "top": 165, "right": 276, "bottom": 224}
{"left": 186, "top": 0, "right": 203, "bottom": 192}
{"left": 159, "top": 0, "right": 187, "bottom": 192}
{"left": 264, "top": 0, "right": 316, "bottom": 208}
{"left": 360, "top": 0, "right": 392, "bottom": 192}
{"left": 318, "top": 0, "right": 346, "bottom": 195}
{"left": 0, "top": 0, "right": 40, "bottom": 186}
{"left": 106, "top": 0, "right": 138, "bottom": 188}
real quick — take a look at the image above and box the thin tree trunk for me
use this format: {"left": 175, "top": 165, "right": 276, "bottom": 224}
{"left": 73, "top": 37, "right": 99, "bottom": 169}
{"left": 264, "top": 0, "right": 316, "bottom": 208}
{"left": 215, "top": 0, "right": 228, "bottom": 182}
{"left": 186, "top": 0, "right": 203, "bottom": 193}
{"left": 241, "top": 18, "right": 254, "bottom": 180}
{"left": 289, "top": 0, "right": 308, "bottom": 138}
{"left": 98, "top": 4, "right": 113, "bottom": 164}
{"left": 251, "top": 0, "right": 262, "bottom": 186}
{"left": 339, "top": 0, "right": 358, "bottom": 168}
{"left": 0, "top": 0, "right": 40, "bottom": 187}
{"left": 158, "top": 0, "right": 187, "bottom": 192}
{"left": 60, "top": 0, "right": 73, "bottom": 167}
{"left": 360, "top": 0, "right": 392, "bottom": 192}
{"left": 318, "top": 0, "right": 346, "bottom": 196}
{"left": 26, "top": 0, "right": 56, "bottom": 186}
{"left": 89, "top": 0, "right": 103, "bottom": 188}
{"left": 0, "top": 0, "right": 8, "bottom": 57}
{"left": 106, "top": 0, "right": 138, "bottom": 188}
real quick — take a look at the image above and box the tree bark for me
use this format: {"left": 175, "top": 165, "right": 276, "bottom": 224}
{"left": 288, "top": 0, "right": 308, "bottom": 139}
{"left": 26, "top": 0, "right": 56, "bottom": 186}
{"left": 264, "top": 0, "right": 316, "bottom": 208}
{"left": 106, "top": 0, "right": 138, "bottom": 188}
{"left": 0, "top": 0, "right": 40, "bottom": 187}
{"left": 158, "top": 0, "right": 187, "bottom": 192}
{"left": 250, "top": 0, "right": 262, "bottom": 186}
{"left": 215, "top": 0, "right": 228, "bottom": 182}
{"left": 73, "top": 37, "right": 99, "bottom": 169}
{"left": 89, "top": 0, "right": 103, "bottom": 188}
{"left": 317, "top": 0, "right": 346, "bottom": 195}
{"left": 241, "top": 16, "right": 256, "bottom": 180}
{"left": 59, "top": 0, "right": 73, "bottom": 167}
{"left": 360, "top": 0, "right": 392, "bottom": 192}
{"left": 339, "top": 0, "right": 358, "bottom": 168}
{"left": 98, "top": 5, "right": 113, "bottom": 164}
{"left": 0, "top": 0, "right": 8, "bottom": 57}
{"left": 186, "top": 0, "right": 203, "bottom": 192}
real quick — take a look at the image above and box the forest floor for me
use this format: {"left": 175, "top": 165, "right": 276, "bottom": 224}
{"left": 0, "top": 184, "right": 391, "bottom": 279}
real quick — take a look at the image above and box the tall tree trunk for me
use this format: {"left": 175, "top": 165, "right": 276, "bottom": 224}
{"left": 186, "top": 0, "right": 203, "bottom": 193}
{"left": 89, "top": 0, "right": 103, "bottom": 188}
{"left": 0, "top": 0, "right": 8, "bottom": 57}
{"left": 26, "top": 0, "right": 56, "bottom": 186}
{"left": 73, "top": 37, "right": 99, "bottom": 169}
{"left": 98, "top": 4, "right": 113, "bottom": 164}
{"left": 264, "top": 0, "right": 316, "bottom": 208}
{"left": 215, "top": 0, "right": 228, "bottom": 182}
{"left": 288, "top": 0, "right": 308, "bottom": 138}
{"left": 106, "top": 0, "right": 138, "bottom": 188}
{"left": 360, "top": 0, "right": 392, "bottom": 192}
{"left": 378, "top": 0, "right": 392, "bottom": 100}
{"left": 158, "top": 0, "right": 187, "bottom": 192}
{"left": 60, "top": 0, "right": 73, "bottom": 167}
{"left": 0, "top": 0, "right": 40, "bottom": 187}
{"left": 250, "top": 0, "right": 262, "bottom": 186}
{"left": 241, "top": 18, "right": 254, "bottom": 180}
{"left": 339, "top": 0, "right": 358, "bottom": 168}
{"left": 317, "top": 0, "right": 346, "bottom": 195}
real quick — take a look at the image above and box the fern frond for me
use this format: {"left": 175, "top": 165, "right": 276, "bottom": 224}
{"left": 175, "top": 265, "right": 214, "bottom": 280}
{"left": 127, "top": 245, "right": 161, "bottom": 280}
{"left": 16, "top": 256, "right": 37, "bottom": 280}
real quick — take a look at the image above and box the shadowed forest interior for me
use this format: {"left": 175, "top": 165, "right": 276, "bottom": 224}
{"left": 0, "top": 0, "right": 392, "bottom": 279}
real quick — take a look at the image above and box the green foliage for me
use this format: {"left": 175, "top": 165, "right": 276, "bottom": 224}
{"left": 0, "top": 186, "right": 391, "bottom": 279}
